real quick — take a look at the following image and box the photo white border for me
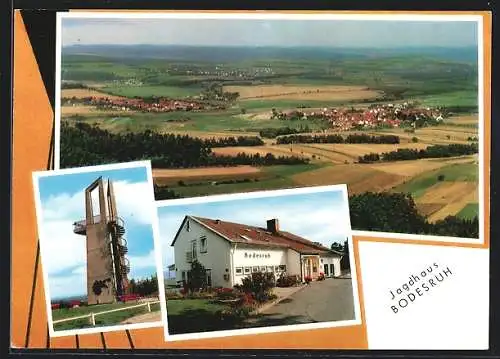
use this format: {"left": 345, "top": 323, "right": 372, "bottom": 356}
{"left": 54, "top": 11, "right": 486, "bottom": 246}
{"left": 156, "top": 184, "right": 362, "bottom": 341}
{"left": 32, "top": 160, "right": 167, "bottom": 337}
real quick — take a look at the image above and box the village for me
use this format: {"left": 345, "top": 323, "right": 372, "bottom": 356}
{"left": 62, "top": 95, "right": 213, "bottom": 113}
{"left": 271, "top": 102, "right": 445, "bottom": 130}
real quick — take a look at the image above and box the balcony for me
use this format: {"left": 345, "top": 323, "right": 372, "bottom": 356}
{"left": 73, "top": 215, "right": 122, "bottom": 235}
{"left": 72, "top": 215, "right": 103, "bottom": 235}
{"left": 186, "top": 251, "right": 197, "bottom": 263}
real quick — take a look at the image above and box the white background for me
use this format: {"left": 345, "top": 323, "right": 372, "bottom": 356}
{"left": 358, "top": 241, "right": 489, "bottom": 350}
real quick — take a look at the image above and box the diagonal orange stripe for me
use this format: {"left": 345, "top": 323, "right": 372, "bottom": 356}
{"left": 11, "top": 10, "right": 53, "bottom": 348}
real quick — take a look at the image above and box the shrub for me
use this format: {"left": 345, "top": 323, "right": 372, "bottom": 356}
{"left": 411, "top": 137, "right": 419, "bottom": 143}
{"left": 318, "top": 272, "right": 325, "bottom": 281}
{"left": 165, "top": 290, "right": 182, "bottom": 300}
{"left": 304, "top": 276, "right": 312, "bottom": 284}
{"left": 437, "top": 174, "right": 445, "bottom": 181}
{"left": 276, "top": 274, "right": 300, "bottom": 287}
{"left": 240, "top": 272, "right": 276, "bottom": 303}
{"left": 215, "top": 288, "right": 241, "bottom": 300}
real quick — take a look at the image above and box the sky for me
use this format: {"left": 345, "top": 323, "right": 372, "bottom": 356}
{"left": 61, "top": 17, "right": 478, "bottom": 48}
{"left": 157, "top": 188, "right": 351, "bottom": 270}
{"left": 36, "top": 165, "right": 159, "bottom": 300}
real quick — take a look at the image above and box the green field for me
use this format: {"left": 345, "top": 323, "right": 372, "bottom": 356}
{"left": 457, "top": 203, "right": 480, "bottom": 219}
{"left": 63, "top": 109, "right": 331, "bottom": 133}
{"left": 101, "top": 85, "right": 202, "bottom": 99}
{"left": 52, "top": 302, "right": 161, "bottom": 331}
{"left": 393, "top": 162, "right": 478, "bottom": 198}
{"left": 170, "top": 164, "right": 323, "bottom": 197}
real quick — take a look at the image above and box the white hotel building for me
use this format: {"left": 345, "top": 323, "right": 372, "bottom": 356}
{"left": 170, "top": 215, "right": 344, "bottom": 288}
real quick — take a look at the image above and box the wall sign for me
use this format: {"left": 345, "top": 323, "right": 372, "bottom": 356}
{"left": 244, "top": 252, "right": 271, "bottom": 259}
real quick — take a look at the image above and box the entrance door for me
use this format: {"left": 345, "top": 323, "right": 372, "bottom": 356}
{"left": 324, "top": 264, "right": 329, "bottom": 276}
{"left": 306, "top": 259, "right": 312, "bottom": 277}
{"left": 330, "top": 264, "right": 335, "bottom": 277}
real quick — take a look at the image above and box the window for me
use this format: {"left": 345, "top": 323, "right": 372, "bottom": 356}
{"left": 199, "top": 235, "right": 207, "bottom": 253}
{"left": 267, "top": 266, "right": 273, "bottom": 273}
{"left": 235, "top": 267, "right": 243, "bottom": 275}
{"left": 244, "top": 267, "right": 251, "bottom": 274}
{"left": 279, "top": 265, "right": 286, "bottom": 272}
{"left": 191, "top": 240, "right": 197, "bottom": 260}
{"left": 260, "top": 266, "right": 266, "bottom": 272}
{"left": 252, "top": 266, "right": 259, "bottom": 273}
{"left": 313, "top": 266, "right": 318, "bottom": 273}
{"left": 181, "top": 271, "right": 186, "bottom": 281}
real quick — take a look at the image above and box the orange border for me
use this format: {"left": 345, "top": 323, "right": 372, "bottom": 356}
{"left": 11, "top": 9, "right": 491, "bottom": 349}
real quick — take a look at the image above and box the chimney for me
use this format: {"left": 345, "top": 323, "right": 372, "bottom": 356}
{"left": 266, "top": 218, "right": 279, "bottom": 233}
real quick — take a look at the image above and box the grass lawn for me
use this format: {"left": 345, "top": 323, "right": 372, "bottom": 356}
{"left": 52, "top": 302, "right": 161, "bottom": 332}
{"left": 166, "top": 299, "right": 236, "bottom": 335}
{"left": 393, "top": 162, "right": 478, "bottom": 198}
{"left": 456, "top": 203, "right": 479, "bottom": 220}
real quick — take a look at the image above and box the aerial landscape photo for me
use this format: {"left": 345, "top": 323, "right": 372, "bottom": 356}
{"left": 59, "top": 16, "right": 481, "bottom": 238}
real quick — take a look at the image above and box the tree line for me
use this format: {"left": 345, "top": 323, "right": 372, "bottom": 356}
{"left": 276, "top": 133, "right": 401, "bottom": 145}
{"left": 60, "top": 122, "right": 307, "bottom": 169}
{"left": 203, "top": 136, "right": 264, "bottom": 147}
{"left": 258, "top": 125, "right": 313, "bottom": 139}
{"left": 358, "top": 143, "right": 478, "bottom": 163}
{"left": 150, "top": 152, "right": 308, "bottom": 168}
{"left": 128, "top": 275, "right": 159, "bottom": 296}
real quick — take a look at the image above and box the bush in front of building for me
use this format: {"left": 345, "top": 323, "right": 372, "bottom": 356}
{"left": 276, "top": 274, "right": 301, "bottom": 287}
{"left": 215, "top": 287, "right": 241, "bottom": 300}
{"left": 237, "top": 272, "right": 276, "bottom": 303}
{"left": 318, "top": 272, "right": 325, "bottom": 281}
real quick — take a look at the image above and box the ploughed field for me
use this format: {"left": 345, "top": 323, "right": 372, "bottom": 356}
{"left": 223, "top": 84, "right": 381, "bottom": 101}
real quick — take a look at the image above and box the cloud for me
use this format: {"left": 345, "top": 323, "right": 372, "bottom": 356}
{"left": 39, "top": 179, "right": 156, "bottom": 299}
{"left": 127, "top": 249, "right": 158, "bottom": 280}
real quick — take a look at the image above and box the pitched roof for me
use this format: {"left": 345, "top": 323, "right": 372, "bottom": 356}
{"left": 182, "top": 215, "right": 340, "bottom": 256}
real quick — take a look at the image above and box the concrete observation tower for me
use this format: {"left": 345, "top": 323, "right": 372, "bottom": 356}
{"left": 73, "top": 177, "right": 130, "bottom": 305}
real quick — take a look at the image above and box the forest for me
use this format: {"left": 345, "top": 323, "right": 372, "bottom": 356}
{"left": 349, "top": 192, "right": 479, "bottom": 238}
{"left": 276, "top": 133, "right": 400, "bottom": 145}
{"left": 60, "top": 122, "right": 307, "bottom": 168}
{"left": 358, "top": 143, "right": 478, "bottom": 163}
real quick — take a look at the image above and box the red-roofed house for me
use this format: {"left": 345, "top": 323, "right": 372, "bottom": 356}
{"left": 170, "top": 216, "right": 344, "bottom": 288}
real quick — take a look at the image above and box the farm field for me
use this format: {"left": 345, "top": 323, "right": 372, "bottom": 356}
{"left": 61, "top": 88, "right": 126, "bottom": 100}
{"left": 223, "top": 84, "right": 381, "bottom": 101}
{"left": 60, "top": 45, "right": 481, "bottom": 235}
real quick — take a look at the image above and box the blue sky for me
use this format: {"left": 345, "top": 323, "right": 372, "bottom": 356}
{"left": 36, "top": 165, "right": 159, "bottom": 300}
{"left": 61, "top": 18, "right": 478, "bottom": 48}
{"left": 157, "top": 188, "right": 351, "bottom": 269}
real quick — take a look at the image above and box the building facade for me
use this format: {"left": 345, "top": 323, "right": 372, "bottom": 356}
{"left": 171, "top": 216, "right": 344, "bottom": 288}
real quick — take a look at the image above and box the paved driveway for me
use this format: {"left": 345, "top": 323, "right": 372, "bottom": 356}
{"left": 245, "top": 278, "right": 355, "bottom": 327}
